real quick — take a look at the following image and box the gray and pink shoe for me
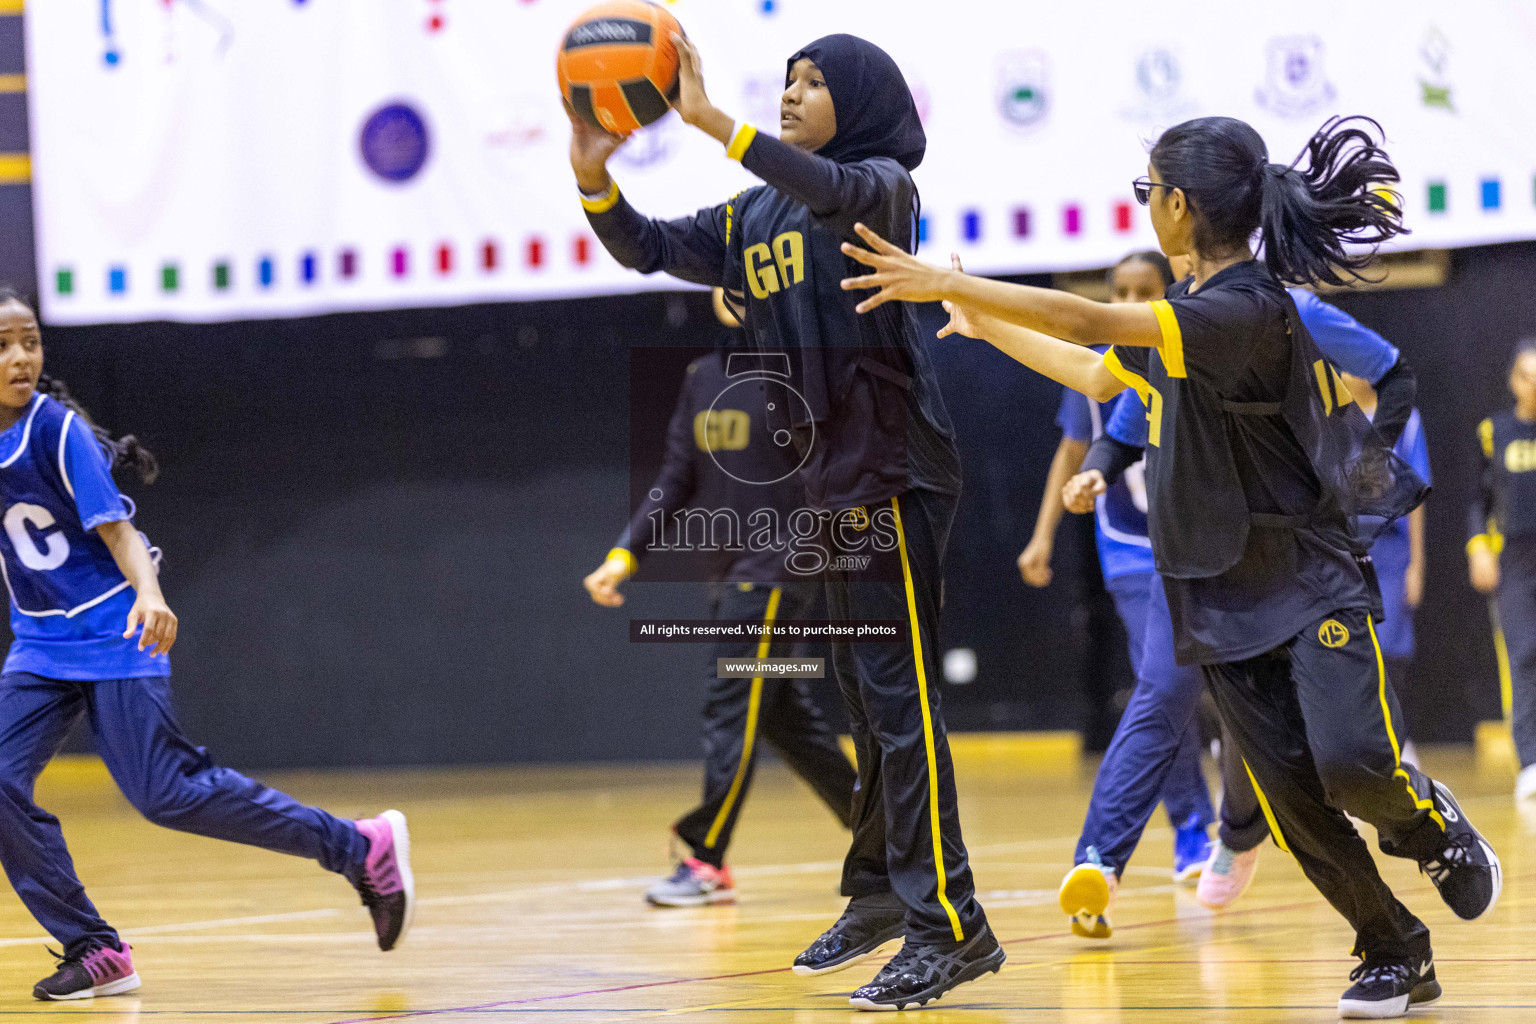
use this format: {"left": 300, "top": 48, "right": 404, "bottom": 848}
{"left": 33, "top": 942, "right": 140, "bottom": 1000}
{"left": 353, "top": 809, "right": 415, "bottom": 951}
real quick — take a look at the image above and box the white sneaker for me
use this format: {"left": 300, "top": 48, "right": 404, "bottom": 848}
{"left": 1516, "top": 763, "right": 1536, "bottom": 801}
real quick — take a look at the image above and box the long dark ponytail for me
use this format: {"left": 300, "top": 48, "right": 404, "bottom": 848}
{"left": 1149, "top": 115, "right": 1406, "bottom": 286}
{"left": 0, "top": 289, "right": 159, "bottom": 484}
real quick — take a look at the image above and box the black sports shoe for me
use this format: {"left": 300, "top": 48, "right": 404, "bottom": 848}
{"left": 1419, "top": 781, "right": 1501, "bottom": 920}
{"left": 32, "top": 943, "right": 140, "bottom": 1001}
{"left": 792, "top": 895, "right": 906, "bottom": 976}
{"left": 848, "top": 925, "right": 1006, "bottom": 1011}
{"left": 1337, "top": 956, "right": 1440, "bottom": 1019}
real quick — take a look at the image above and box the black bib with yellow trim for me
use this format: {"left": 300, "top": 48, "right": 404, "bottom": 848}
{"left": 1122, "top": 292, "right": 1427, "bottom": 581}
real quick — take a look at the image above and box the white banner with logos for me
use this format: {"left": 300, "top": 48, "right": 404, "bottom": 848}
{"left": 26, "top": 0, "right": 1536, "bottom": 324}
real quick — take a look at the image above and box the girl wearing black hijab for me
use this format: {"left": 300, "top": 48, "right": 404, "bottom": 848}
{"left": 568, "top": 32, "right": 1003, "bottom": 1011}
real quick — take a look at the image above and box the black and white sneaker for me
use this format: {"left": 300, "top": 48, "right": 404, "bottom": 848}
{"left": 793, "top": 895, "right": 906, "bottom": 976}
{"left": 1420, "top": 781, "right": 1501, "bottom": 920}
{"left": 1337, "top": 957, "right": 1440, "bottom": 1019}
{"left": 848, "top": 925, "right": 1006, "bottom": 1011}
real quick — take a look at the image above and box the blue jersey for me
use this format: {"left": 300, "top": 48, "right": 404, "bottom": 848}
{"left": 1057, "top": 386, "right": 1153, "bottom": 581}
{"left": 0, "top": 394, "right": 166, "bottom": 680}
{"left": 1371, "top": 408, "right": 1430, "bottom": 659}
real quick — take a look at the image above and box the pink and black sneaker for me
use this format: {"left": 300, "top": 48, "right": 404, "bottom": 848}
{"left": 353, "top": 809, "right": 415, "bottom": 951}
{"left": 33, "top": 942, "right": 140, "bottom": 1000}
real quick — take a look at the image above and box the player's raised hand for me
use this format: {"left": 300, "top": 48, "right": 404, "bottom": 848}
{"left": 125, "top": 594, "right": 178, "bottom": 656}
{"left": 840, "top": 223, "right": 953, "bottom": 313}
{"left": 565, "top": 102, "right": 627, "bottom": 193}
{"left": 583, "top": 554, "right": 633, "bottom": 608}
{"left": 1062, "top": 470, "right": 1107, "bottom": 515}
{"left": 670, "top": 33, "right": 713, "bottom": 126}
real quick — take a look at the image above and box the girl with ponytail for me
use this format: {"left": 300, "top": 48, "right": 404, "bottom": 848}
{"left": 840, "top": 114, "right": 1499, "bottom": 1019}
{"left": 0, "top": 293, "right": 414, "bottom": 1001}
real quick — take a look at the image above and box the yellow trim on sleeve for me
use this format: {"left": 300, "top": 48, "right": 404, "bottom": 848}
{"left": 1103, "top": 348, "right": 1152, "bottom": 406}
{"left": 0, "top": 153, "right": 30, "bottom": 185}
{"left": 725, "top": 123, "right": 758, "bottom": 162}
{"left": 606, "top": 547, "right": 638, "bottom": 575}
{"left": 892, "top": 495, "right": 966, "bottom": 943}
{"left": 1148, "top": 300, "right": 1186, "bottom": 378}
{"left": 1479, "top": 418, "right": 1495, "bottom": 459}
{"left": 1467, "top": 533, "right": 1504, "bottom": 557}
{"left": 580, "top": 180, "right": 621, "bottom": 214}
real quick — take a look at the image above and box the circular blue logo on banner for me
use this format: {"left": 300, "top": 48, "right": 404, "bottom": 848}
{"left": 360, "top": 103, "right": 431, "bottom": 183}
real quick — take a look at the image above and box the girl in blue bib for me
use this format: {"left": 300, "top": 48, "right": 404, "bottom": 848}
{"left": 0, "top": 294, "right": 414, "bottom": 1001}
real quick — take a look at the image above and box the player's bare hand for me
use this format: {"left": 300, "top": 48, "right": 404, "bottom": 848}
{"left": 1017, "top": 537, "right": 1053, "bottom": 588}
{"left": 1469, "top": 548, "right": 1500, "bottom": 594}
{"left": 565, "top": 102, "right": 626, "bottom": 194}
{"left": 670, "top": 33, "right": 714, "bottom": 127}
{"left": 840, "top": 223, "right": 954, "bottom": 313}
{"left": 584, "top": 555, "right": 633, "bottom": 608}
{"left": 1062, "top": 470, "right": 1107, "bottom": 515}
{"left": 125, "top": 595, "right": 177, "bottom": 656}
{"left": 937, "top": 253, "right": 989, "bottom": 340}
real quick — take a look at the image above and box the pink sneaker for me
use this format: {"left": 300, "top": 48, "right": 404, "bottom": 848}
{"left": 353, "top": 810, "right": 415, "bottom": 951}
{"left": 33, "top": 943, "right": 140, "bottom": 1000}
{"left": 1196, "top": 842, "right": 1259, "bottom": 909}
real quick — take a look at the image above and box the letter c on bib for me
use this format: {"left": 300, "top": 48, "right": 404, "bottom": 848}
{"left": 5, "top": 503, "right": 70, "bottom": 571}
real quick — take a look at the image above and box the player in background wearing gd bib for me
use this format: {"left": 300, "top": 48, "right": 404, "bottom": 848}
{"left": 569, "top": 34, "right": 1003, "bottom": 1010}
{"left": 1022, "top": 253, "right": 1220, "bottom": 936}
{"left": 583, "top": 292, "right": 856, "bottom": 909}
{"left": 1469, "top": 339, "right": 1536, "bottom": 801}
{"left": 841, "top": 115, "right": 1500, "bottom": 1019}
{"left": 1064, "top": 287, "right": 1422, "bottom": 928}
{"left": 0, "top": 294, "right": 413, "bottom": 1001}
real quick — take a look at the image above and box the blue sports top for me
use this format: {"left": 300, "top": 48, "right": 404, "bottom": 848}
{"left": 0, "top": 394, "right": 167, "bottom": 680}
{"left": 1057, "top": 385, "right": 1152, "bottom": 581}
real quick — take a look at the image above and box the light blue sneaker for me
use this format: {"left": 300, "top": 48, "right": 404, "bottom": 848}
{"left": 1172, "top": 814, "right": 1215, "bottom": 885}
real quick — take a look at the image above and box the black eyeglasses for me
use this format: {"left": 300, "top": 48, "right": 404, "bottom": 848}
{"left": 1131, "top": 177, "right": 1190, "bottom": 205}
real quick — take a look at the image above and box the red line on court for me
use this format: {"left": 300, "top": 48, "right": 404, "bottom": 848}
{"left": 323, "top": 898, "right": 1324, "bottom": 1022}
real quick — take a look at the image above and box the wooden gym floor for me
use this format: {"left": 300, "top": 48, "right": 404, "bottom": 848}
{"left": 0, "top": 740, "right": 1532, "bottom": 1022}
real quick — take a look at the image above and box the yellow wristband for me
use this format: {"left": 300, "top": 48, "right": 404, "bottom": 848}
{"left": 579, "top": 180, "right": 621, "bottom": 214}
{"left": 606, "top": 547, "right": 638, "bottom": 575}
{"left": 1467, "top": 534, "right": 1504, "bottom": 557}
{"left": 725, "top": 123, "right": 757, "bottom": 162}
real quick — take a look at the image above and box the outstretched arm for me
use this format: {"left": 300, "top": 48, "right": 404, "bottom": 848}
{"left": 935, "top": 255, "right": 1126, "bottom": 401}
{"left": 841, "top": 224, "right": 1164, "bottom": 348}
